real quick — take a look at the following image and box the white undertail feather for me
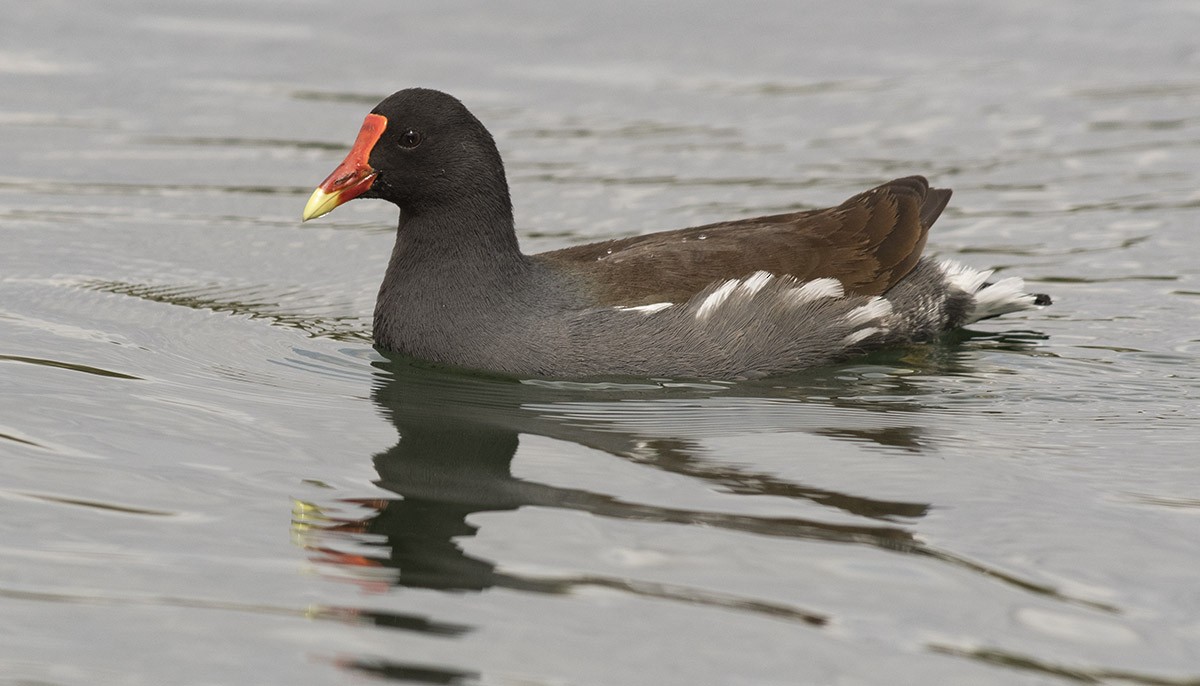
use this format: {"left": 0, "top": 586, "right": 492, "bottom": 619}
{"left": 940, "top": 260, "right": 1042, "bottom": 323}
{"left": 968, "top": 278, "right": 1037, "bottom": 323}
{"left": 941, "top": 260, "right": 993, "bottom": 294}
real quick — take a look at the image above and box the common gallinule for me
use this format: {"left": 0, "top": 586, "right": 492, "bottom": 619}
{"left": 303, "top": 88, "right": 1050, "bottom": 379}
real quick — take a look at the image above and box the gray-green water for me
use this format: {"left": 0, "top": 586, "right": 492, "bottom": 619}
{"left": 3, "top": 1, "right": 1198, "bottom": 684}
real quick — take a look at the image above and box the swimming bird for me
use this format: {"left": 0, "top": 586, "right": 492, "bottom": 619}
{"left": 303, "top": 88, "right": 1050, "bottom": 379}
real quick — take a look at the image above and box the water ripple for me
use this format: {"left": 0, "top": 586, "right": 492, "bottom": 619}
{"left": 0, "top": 353, "right": 141, "bottom": 380}
{"left": 82, "top": 280, "right": 371, "bottom": 343}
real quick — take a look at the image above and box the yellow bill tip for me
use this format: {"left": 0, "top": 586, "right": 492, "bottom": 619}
{"left": 302, "top": 187, "right": 342, "bottom": 222}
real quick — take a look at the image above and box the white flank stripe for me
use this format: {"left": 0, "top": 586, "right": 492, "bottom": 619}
{"left": 843, "top": 297, "right": 893, "bottom": 326}
{"left": 789, "top": 277, "right": 844, "bottom": 303}
{"left": 615, "top": 302, "right": 673, "bottom": 314}
{"left": 842, "top": 327, "right": 880, "bottom": 346}
{"left": 695, "top": 279, "right": 739, "bottom": 320}
{"left": 739, "top": 271, "right": 774, "bottom": 296}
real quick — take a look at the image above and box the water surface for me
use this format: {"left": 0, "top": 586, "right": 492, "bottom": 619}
{"left": 3, "top": 1, "right": 1199, "bottom": 684}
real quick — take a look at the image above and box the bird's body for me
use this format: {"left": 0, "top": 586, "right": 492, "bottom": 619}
{"left": 304, "top": 88, "right": 1049, "bottom": 379}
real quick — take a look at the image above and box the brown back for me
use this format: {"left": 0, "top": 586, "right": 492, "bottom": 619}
{"left": 541, "top": 176, "right": 952, "bottom": 306}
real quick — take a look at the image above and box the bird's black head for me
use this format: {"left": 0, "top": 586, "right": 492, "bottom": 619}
{"left": 302, "top": 88, "right": 510, "bottom": 221}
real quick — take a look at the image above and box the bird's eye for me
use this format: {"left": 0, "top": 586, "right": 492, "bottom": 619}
{"left": 399, "top": 129, "right": 422, "bottom": 148}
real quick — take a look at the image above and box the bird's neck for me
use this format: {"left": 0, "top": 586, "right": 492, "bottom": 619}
{"left": 393, "top": 195, "right": 524, "bottom": 267}
{"left": 378, "top": 201, "right": 532, "bottom": 318}
{"left": 373, "top": 201, "right": 538, "bottom": 360}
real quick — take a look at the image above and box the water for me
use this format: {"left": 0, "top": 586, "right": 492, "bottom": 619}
{"left": 3, "top": 1, "right": 1199, "bottom": 684}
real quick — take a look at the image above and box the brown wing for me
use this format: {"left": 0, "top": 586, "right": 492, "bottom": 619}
{"left": 538, "top": 176, "right": 952, "bottom": 306}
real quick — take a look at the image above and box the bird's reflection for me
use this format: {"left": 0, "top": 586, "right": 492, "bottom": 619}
{"left": 291, "top": 334, "right": 1092, "bottom": 682}
{"left": 298, "top": 353, "right": 936, "bottom": 610}
{"left": 297, "top": 332, "right": 1100, "bottom": 642}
